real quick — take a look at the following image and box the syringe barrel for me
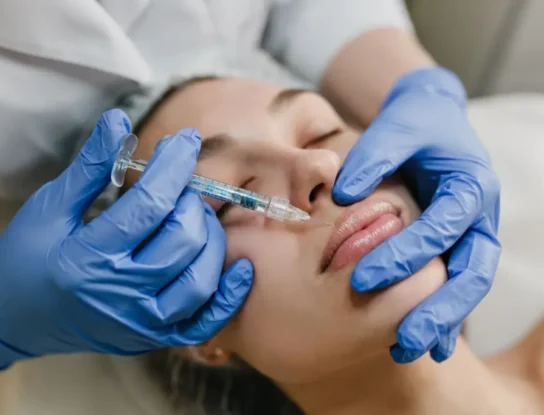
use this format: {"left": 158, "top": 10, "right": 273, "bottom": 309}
{"left": 189, "top": 174, "right": 270, "bottom": 214}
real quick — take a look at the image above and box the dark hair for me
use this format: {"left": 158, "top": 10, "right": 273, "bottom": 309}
{"left": 145, "top": 348, "right": 303, "bottom": 415}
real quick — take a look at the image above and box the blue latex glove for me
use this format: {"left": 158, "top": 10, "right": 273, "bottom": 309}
{"left": 333, "top": 67, "right": 501, "bottom": 363}
{"left": 0, "top": 109, "right": 253, "bottom": 369}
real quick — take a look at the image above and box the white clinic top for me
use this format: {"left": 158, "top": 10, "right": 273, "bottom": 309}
{"left": 0, "top": 0, "right": 411, "bottom": 220}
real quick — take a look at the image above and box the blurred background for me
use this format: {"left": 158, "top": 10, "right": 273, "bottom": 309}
{"left": 406, "top": 0, "right": 543, "bottom": 97}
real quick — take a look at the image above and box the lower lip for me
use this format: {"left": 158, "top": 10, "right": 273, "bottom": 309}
{"left": 328, "top": 213, "right": 403, "bottom": 271}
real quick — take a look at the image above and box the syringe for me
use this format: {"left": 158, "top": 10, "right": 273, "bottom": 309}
{"left": 111, "top": 133, "right": 331, "bottom": 225}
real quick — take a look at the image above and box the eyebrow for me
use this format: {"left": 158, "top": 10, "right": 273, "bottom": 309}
{"left": 267, "top": 88, "right": 311, "bottom": 113}
{"left": 198, "top": 133, "right": 236, "bottom": 161}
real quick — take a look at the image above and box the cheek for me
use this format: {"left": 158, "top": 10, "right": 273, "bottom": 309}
{"left": 223, "top": 227, "right": 310, "bottom": 333}
{"left": 222, "top": 227, "right": 346, "bottom": 382}
{"left": 363, "top": 257, "right": 447, "bottom": 345}
{"left": 224, "top": 226, "right": 314, "bottom": 335}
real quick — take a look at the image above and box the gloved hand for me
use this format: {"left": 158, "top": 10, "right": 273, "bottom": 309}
{"left": 0, "top": 109, "right": 253, "bottom": 369}
{"left": 333, "top": 67, "right": 501, "bottom": 364}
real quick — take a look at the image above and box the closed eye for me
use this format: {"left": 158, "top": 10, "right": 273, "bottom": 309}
{"left": 307, "top": 128, "right": 343, "bottom": 147}
{"left": 216, "top": 200, "right": 234, "bottom": 220}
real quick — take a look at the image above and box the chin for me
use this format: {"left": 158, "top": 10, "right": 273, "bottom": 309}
{"left": 390, "top": 257, "right": 447, "bottom": 307}
{"left": 361, "top": 256, "right": 448, "bottom": 346}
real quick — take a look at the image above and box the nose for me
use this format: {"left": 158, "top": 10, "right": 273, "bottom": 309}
{"left": 289, "top": 149, "right": 340, "bottom": 213}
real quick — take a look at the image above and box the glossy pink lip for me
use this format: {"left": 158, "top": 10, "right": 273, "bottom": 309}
{"left": 320, "top": 200, "right": 403, "bottom": 272}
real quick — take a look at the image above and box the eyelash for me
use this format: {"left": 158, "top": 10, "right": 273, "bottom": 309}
{"left": 307, "top": 127, "right": 343, "bottom": 147}
{"left": 216, "top": 202, "right": 233, "bottom": 220}
{"left": 215, "top": 203, "right": 232, "bottom": 220}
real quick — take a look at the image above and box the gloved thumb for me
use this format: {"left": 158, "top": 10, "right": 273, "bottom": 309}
{"left": 50, "top": 109, "right": 131, "bottom": 217}
{"left": 332, "top": 126, "right": 401, "bottom": 206}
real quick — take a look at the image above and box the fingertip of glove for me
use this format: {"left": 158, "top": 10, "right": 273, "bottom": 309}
{"left": 350, "top": 261, "right": 379, "bottom": 291}
{"left": 332, "top": 178, "right": 373, "bottom": 206}
{"left": 102, "top": 108, "right": 131, "bottom": 130}
{"left": 221, "top": 260, "right": 254, "bottom": 300}
{"left": 390, "top": 344, "right": 424, "bottom": 364}
{"left": 214, "top": 260, "right": 254, "bottom": 313}
{"left": 82, "top": 110, "right": 131, "bottom": 163}
{"left": 228, "top": 259, "right": 254, "bottom": 283}
{"left": 397, "top": 328, "right": 428, "bottom": 354}
{"left": 430, "top": 346, "right": 452, "bottom": 363}
{"left": 350, "top": 274, "right": 367, "bottom": 293}
{"left": 389, "top": 345, "right": 404, "bottom": 363}
{"left": 331, "top": 186, "right": 352, "bottom": 206}
{"left": 153, "top": 128, "right": 202, "bottom": 162}
{"left": 178, "top": 128, "right": 201, "bottom": 143}
{"left": 101, "top": 109, "right": 132, "bottom": 140}
{"left": 170, "top": 128, "right": 202, "bottom": 149}
{"left": 430, "top": 335, "right": 457, "bottom": 363}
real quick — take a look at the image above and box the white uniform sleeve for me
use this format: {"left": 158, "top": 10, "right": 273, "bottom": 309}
{"left": 263, "top": 0, "right": 414, "bottom": 85}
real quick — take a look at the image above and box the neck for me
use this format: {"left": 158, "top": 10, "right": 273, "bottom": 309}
{"left": 279, "top": 340, "right": 528, "bottom": 415}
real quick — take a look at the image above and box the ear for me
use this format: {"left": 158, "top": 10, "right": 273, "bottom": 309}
{"left": 189, "top": 340, "right": 234, "bottom": 367}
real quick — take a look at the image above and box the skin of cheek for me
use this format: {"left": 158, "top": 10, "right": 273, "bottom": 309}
{"left": 217, "top": 248, "right": 445, "bottom": 382}
{"left": 218, "top": 225, "right": 350, "bottom": 383}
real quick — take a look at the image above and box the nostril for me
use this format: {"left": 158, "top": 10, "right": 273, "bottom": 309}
{"left": 309, "top": 183, "right": 324, "bottom": 203}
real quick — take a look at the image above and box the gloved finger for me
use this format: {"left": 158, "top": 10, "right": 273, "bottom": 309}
{"left": 130, "top": 191, "right": 208, "bottom": 291}
{"left": 332, "top": 121, "right": 415, "bottom": 206}
{"left": 151, "top": 205, "right": 226, "bottom": 325}
{"left": 170, "top": 258, "right": 254, "bottom": 345}
{"left": 396, "top": 224, "right": 500, "bottom": 355}
{"left": 390, "top": 325, "right": 463, "bottom": 365}
{"left": 430, "top": 324, "right": 462, "bottom": 363}
{"left": 49, "top": 109, "right": 130, "bottom": 217}
{"left": 389, "top": 324, "right": 462, "bottom": 364}
{"left": 81, "top": 128, "right": 201, "bottom": 254}
{"left": 351, "top": 175, "right": 480, "bottom": 292}
{"left": 389, "top": 343, "right": 427, "bottom": 364}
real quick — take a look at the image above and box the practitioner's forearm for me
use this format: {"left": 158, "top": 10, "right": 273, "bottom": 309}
{"left": 321, "top": 27, "right": 436, "bottom": 127}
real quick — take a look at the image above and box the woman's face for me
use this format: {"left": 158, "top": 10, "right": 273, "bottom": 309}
{"left": 134, "top": 78, "right": 446, "bottom": 384}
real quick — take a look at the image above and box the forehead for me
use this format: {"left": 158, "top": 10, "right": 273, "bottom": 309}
{"left": 150, "top": 78, "right": 286, "bottom": 142}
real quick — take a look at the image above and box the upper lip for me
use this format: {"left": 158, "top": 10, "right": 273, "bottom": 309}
{"left": 320, "top": 199, "right": 400, "bottom": 272}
